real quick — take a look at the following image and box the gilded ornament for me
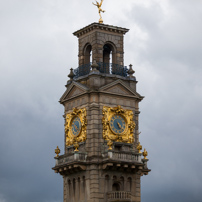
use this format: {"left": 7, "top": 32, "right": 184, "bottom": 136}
{"left": 102, "top": 105, "right": 136, "bottom": 148}
{"left": 107, "top": 140, "right": 113, "bottom": 150}
{"left": 137, "top": 142, "right": 142, "bottom": 153}
{"left": 65, "top": 107, "right": 87, "bottom": 151}
{"left": 143, "top": 148, "right": 148, "bottom": 159}
{"left": 74, "top": 142, "right": 79, "bottom": 152}
{"left": 55, "top": 146, "right": 60, "bottom": 157}
{"left": 92, "top": 0, "right": 105, "bottom": 24}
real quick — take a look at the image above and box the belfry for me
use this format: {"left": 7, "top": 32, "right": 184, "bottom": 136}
{"left": 53, "top": 4, "right": 150, "bottom": 202}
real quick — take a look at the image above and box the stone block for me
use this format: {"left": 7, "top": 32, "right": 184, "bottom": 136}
{"left": 89, "top": 175, "right": 99, "bottom": 180}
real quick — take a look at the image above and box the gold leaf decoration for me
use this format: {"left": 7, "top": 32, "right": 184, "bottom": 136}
{"left": 102, "top": 105, "right": 135, "bottom": 147}
{"left": 65, "top": 107, "right": 87, "bottom": 151}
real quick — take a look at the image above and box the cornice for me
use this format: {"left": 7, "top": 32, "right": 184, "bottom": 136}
{"left": 73, "top": 22, "right": 129, "bottom": 38}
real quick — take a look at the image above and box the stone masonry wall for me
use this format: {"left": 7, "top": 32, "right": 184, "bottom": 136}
{"left": 77, "top": 30, "right": 124, "bottom": 66}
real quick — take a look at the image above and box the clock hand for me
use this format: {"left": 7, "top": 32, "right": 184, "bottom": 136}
{"left": 75, "top": 124, "right": 79, "bottom": 130}
{"left": 72, "top": 126, "right": 75, "bottom": 132}
{"left": 117, "top": 122, "right": 122, "bottom": 129}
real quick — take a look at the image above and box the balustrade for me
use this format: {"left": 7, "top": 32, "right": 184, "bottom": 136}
{"left": 108, "top": 191, "right": 131, "bottom": 201}
{"left": 102, "top": 151, "right": 142, "bottom": 163}
{"left": 56, "top": 150, "right": 142, "bottom": 167}
{"left": 55, "top": 153, "right": 86, "bottom": 166}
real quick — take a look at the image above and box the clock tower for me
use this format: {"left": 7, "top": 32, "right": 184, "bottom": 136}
{"left": 53, "top": 22, "right": 150, "bottom": 202}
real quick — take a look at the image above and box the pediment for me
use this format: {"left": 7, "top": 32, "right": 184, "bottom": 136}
{"left": 60, "top": 82, "right": 89, "bottom": 103}
{"left": 99, "top": 80, "right": 143, "bottom": 100}
{"left": 104, "top": 84, "right": 133, "bottom": 96}
{"left": 68, "top": 86, "right": 85, "bottom": 97}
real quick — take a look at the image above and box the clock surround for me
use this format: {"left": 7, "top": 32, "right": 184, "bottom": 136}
{"left": 65, "top": 107, "right": 87, "bottom": 150}
{"left": 102, "top": 105, "right": 136, "bottom": 148}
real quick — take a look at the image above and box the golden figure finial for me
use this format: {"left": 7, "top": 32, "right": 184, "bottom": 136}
{"left": 92, "top": 0, "right": 105, "bottom": 24}
{"left": 137, "top": 142, "right": 142, "bottom": 153}
{"left": 55, "top": 146, "right": 60, "bottom": 157}
{"left": 143, "top": 148, "right": 148, "bottom": 159}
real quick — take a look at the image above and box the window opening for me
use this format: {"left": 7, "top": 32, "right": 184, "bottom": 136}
{"left": 112, "top": 183, "right": 120, "bottom": 191}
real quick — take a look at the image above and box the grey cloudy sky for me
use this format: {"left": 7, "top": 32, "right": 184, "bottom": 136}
{"left": 0, "top": 0, "right": 202, "bottom": 202}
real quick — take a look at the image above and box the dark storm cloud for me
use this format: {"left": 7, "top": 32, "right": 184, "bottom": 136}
{"left": 123, "top": 1, "right": 202, "bottom": 201}
{"left": 0, "top": 0, "right": 202, "bottom": 202}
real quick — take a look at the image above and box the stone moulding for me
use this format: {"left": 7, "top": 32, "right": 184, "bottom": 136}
{"left": 73, "top": 22, "right": 129, "bottom": 37}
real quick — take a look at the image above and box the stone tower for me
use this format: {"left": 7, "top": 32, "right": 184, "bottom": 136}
{"left": 53, "top": 23, "right": 150, "bottom": 202}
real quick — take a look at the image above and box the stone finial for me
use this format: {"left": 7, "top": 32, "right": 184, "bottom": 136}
{"left": 55, "top": 146, "right": 60, "bottom": 157}
{"left": 91, "top": 60, "right": 99, "bottom": 72}
{"left": 68, "top": 68, "right": 75, "bottom": 81}
{"left": 128, "top": 64, "right": 135, "bottom": 77}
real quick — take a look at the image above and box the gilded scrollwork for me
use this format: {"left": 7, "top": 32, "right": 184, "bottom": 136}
{"left": 102, "top": 105, "right": 136, "bottom": 149}
{"left": 65, "top": 107, "right": 87, "bottom": 151}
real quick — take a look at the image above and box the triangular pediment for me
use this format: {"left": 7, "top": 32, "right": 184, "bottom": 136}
{"left": 68, "top": 86, "right": 84, "bottom": 97}
{"left": 99, "top": 80, "right": 143, "bottom": 100}
{"left": 60, "top": 81, "right": 89, "bottom": 103}
{"left": 104, "top": 84, "right": 132, "bottom": 95}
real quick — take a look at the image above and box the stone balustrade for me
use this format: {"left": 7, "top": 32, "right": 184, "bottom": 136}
{"left": 107, "top": 191, "right": 131, "bottom": 201}
{"left": 102, "top": 151, "right": 142, "bottom": 163}
{"left": 55, "top": 152, "right": 87, "bottom": 166}
{"left": 55, "top": 150, "right": 142, "bottom": 167}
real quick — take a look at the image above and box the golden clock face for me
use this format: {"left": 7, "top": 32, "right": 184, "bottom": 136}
{"left": 109, "top": 115, "right": 126, "bottom": 135}
{"left": 71, "top": 116, "right": 82, "bottom": 136}
{"left": 65, "top": 107, "right": 87, "bottom": 148}
{"left": 102, "top": 105, "right": 136, "bottom": 144}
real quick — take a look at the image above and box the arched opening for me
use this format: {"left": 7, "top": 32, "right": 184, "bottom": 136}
{"left": 83, "top": 44, "right": 92, "bottom": 65}
{"left": 102, "top": 42, "right": 116, "bottom": 74}
{"left": 105, "top": 175, "right": 110, "bottom": 180}
{"left": 83, "top": 176, "right": 86, "bottom": 193}
{"left": 120, "top": 176, "right": 124, "bottom": 191}
{"left": 78, "top": 177, "right": 80, "bottom": 201}
{"left": 127, "top": 177, "right": 132, "bottom": 192}
{"left": 73, "top": 178, "right": 76, "bottom": 199}
{"left": 103, "top": 44, "right": 112, "bottom": 64}
{"left": 105, "top": 175, "right": 110, "bottom": 193}
{"left": 68, "top": 180, "right": 71, "bottom": 199}
{"left": 112, "top": 183, "right": 120, "bottom": 191}
{"left": 113, "top": 176, "right": 117, "bottom": 181}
